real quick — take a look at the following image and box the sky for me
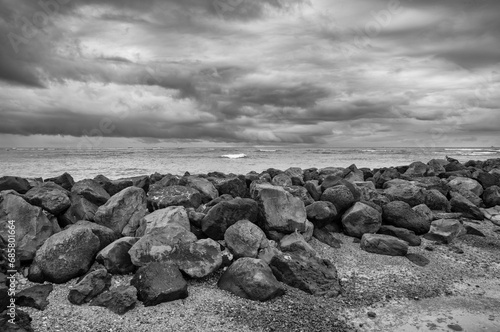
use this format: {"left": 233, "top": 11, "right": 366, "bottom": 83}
{"left": 0, "top": 0, "right": 499, "bottom": 148}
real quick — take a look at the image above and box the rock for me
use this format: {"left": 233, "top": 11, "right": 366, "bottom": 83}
{"left": 303, "top": 168, "right": 319, "bottom": 182}
{"left": 464, "top": 224, "right": 485, "bottom": 237}
{"left": 312, "top": 227, "right": 341, "bottom": 248}
{"left": 0, "top": 176, "right": 31, "bottom": 194}
{"left": 432, "top": 212, "right": 463, "bottom": 220}
{"left": 355, "top": 182, "right": 391, "bottom": 208}
{"left": 423, "top": 219, "right": 465, "bottom": 244}
{"left": 452, "top": 187, "right": 482, "bottom": 207}
{"left": 44, "top": 173, "right": 75, "bottom": 191}
{"left": 124, "top": 175, "right": 150, "bottom": 193}
{"left": 283, "top": 186, "right": 314, "bottom": 206}
{"left": 424, "top": 189, "right": 451, "bottom": 211}
{"left": 71, "top": 220, "right": 119, "bottom": 248}
{"left": 304, "top": 180, "right": 322, "bottom": 201}
{"left": 483, "top": 185, "right": 500, "bottom": 208}
{"left": 96, "top": 237, "right": 138, "bottom": 274}
{"left": 218, "top": 258, "right": 285, "bottom": 302}
{"left": 187, "top": 209, "right": 205, "bottom": 229}
{"left": 182, "top": 176, "right": 218, "bottom": 203}
{"left": 341, "top": 202, "right": 382, "bottom": 238}
{"left": 382, "top": 201, "right": 431, "bottom": 235}
{"left": 167, "top": 238, "right": 223, "bottom": 278}
{"left": 252, "top": 183, "right": 307, "bottom": 237}
{"left": 68, "top": 269, "right": 111, "bottom": 305}
{"left": 344, "top": 164, "right": 364, "bottom": 182}
{"left": 32, "top": 222, "right": 116, "bottom": 283}
{"left": 284, "top": 167, "right": 304, "bottom": 186}
{"left": 93, "top": 187, "right": 148, "bottom": 237}
{"left": 89, "top": 285, "right": 137, "bottom": 315}
{"left": 384, "top": 179, "right": 426, "bottom": 207}
{"left": 321, "top": 185, "right": 357, "bottom": 213}
{"left": 306, "top": 201, "right": 338, "bottom": 228}
{"left": 320, "top": 173, "right": 343, "bottom": 191}
{"left": 150, "top": 174, "right": 180, "bottom": 189}
{"left": 94, "top": 175, "right": 133, "bottom": 197}
{"left": 445, "top": 161, "right": 466, "bottom": 172}
{"left": 136, "top": 206, "right": 190, "bottom": 237}
{"left": 360, "top": 234, "right": 408, "bottom": 256}
{"left": 201, "top": 198, "right": 258, "bottom": 240}
{"left": 427, "top": 159, "right": 447, "bottom": 176}
{"left": 24, "top": 182, "right": 70, "bottom": 215}
{"left": 0, "top": 308, "right": 33, "bottom": 332}
{"left": 131, "top": 262, "right": 188, "bottom": 306}
{"left": 214, "top": 177, "right": 247, "bottom": 198}
{"left": 147, "top": 185, "right": 202, "bottom": 210}
{"left": 448, "top": 177, "right": 483, "bottom": 196}
{"left": 58, "top": 193, "right": 98, "bottom": 227}
{"left": 378, "top": 225, "right": 421, "bottom": 246}
{"left": 412, "top": 204, "right": 433, "bottom": 222}
{"left": 404, "top": 161, "right": 429, "bottom": 177}
{"left": 412, "top": 177, "right": 450, "bottom": 196}
{"left": 280, "top": 231, "right": 316, "bottom": 255}
{"left": 0, "top": 191, "right": 57, "bottom": 262}
{"left": 406, "top": 253, "right": 430, "bottom": 267}
{"left": 128, "top": 225, "right": 197, "bottom": 267}
{"left": 270, "top": 250, "right": 341, "bottom": 297}
{"left": 71, "top": 179, "right": 110, "bottom": 206}
{"left": 271, "top": 173, "right": 293, "bottom": 187}
{"left": 450, "top": 191, "right": 483, "bottom": 220}
{"left": 15, "top": 284, "right": 53, "bottom": 310}
{"left": 373, "top": 168, "right": 400, "bottom": 188}
{"left": 224, "top": 220, "right": 268, "bottom": 259}
{"left": 475, "top": 171, "right": 500, "bottom": 189}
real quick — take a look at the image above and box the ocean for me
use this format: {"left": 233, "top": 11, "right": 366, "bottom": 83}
{"left": 1, "top": 146, "right": 499, "bottom": 181}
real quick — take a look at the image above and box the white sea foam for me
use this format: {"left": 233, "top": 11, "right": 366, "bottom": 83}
{"left": 220, "top": 153, "right": 247, "bottom": 159}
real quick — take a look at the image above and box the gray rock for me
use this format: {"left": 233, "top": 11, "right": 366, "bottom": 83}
{"left": 423, "top": 219, "right": 465, "bottom": 244}
{"left": 284, "top": 186, "right": 314, "bottom": 206}
{"left": 304, "top": 180, "right": 322, "bottom": 201}
{"left": 44, "top": 173, "right": 75, "bottom": 191}
{"left": 94, "top": 175, "right": 133, "bottom": 196}
{"left": 280, "top": 231, "right": 316, "bottom": 255}
{"left": 271, "top": 173, "right": 293, "bottom": 187}
{"left": 448, "top": 177, "right": 483, "bottom": 196}
{"left": 306, "top": 201, "right": 338, "bottom": 228}
{"left": 15, "top": 284, "right": 53, "bottom": 310}
{"left": 406, "top": 253, "right": 430, "bottom": 267}
{"left": 284, "top": 167, "right": 304, "bottom": 186}
{"left": 68, "top": 269, "right": 111, "bottom": 305}
{"left": 483, "top": 185, "right": 500, "bottom": 208}
{"left": 218, "top": 258, "right": 285, "bottom": 302}
{"left": 136, "top": 206, "right": 190, "bottom": 237}
{"left": 224, "top": 220, "right": 268, "bottom": 259}
{"left": 96, "top": 237, "right": 138, "bottom": 274}
{"left": 214, "top": 177, "right": 247, "bottom": 198}
{"left": 423, "top": 189, "right": 451, "bottom": 211}
{"left": 321, "top": 185, "right": 356, "bottom": 213}
{"left": 384, "top": 179, "right": 427, "bottom": 206}
{"left": 24, "top": 182, "right": 71, "bottom": 215}
{"left": 404, "top": 161, "right": 429, "bottom": 177}
{"left": 147, "top": 185, "right": 202, "bottom": 210}
{"left": 312, "top": 227, "right": 342, "bottom": 248}
{"left": 341, "top": 202, "right": 382, "bottom": 238}
{"left": 412, "top": 204, "right": 433, "bottom": 222}
{"left": 169, "top": 238, "right": 223, "bottom": 278}
{"left": 58, "top": 193, "right": 98, "bottom": 227}
{"left": 450, "top": 191, "right": 483, "bottom": 220}
{"left": 382, "top": 201, "right": 431, "bottom": 235}
{"left": 71, "top": 179, "right": 110, "bottom": 206}
{"left": 182, "top": 176, "right": 218, "bottom": 203}
{"left": 360, "top": 234, "right": 408, "bottom": 256}
{"left": 427, "top": 159, "right": 446, "bottom": 176}
{"left": 378, "top": 225, "right": 421, "bottom": 246}
{"left": 89, "top": 285, "right": 137, "bottom": 315}
{"left": 0, "top": 176, "right": 31, "bottom": 194}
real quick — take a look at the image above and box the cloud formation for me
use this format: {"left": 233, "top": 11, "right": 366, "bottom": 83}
{"left": 0, "top": 0, "right": 499, "bottom": 147}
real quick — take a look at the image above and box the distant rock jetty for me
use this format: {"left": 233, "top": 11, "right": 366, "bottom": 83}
{"left": 1, "top": 157, "right": 500, "bottom": 330}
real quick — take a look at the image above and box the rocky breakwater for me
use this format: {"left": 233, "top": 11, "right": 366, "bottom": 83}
{"left": 1, "top": 158, "right": 500, "bottom": 331}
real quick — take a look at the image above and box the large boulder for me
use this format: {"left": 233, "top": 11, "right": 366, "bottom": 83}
{"left": 181, "top": 176, "right": 218, "bottom": 203}
{"left": 201, "top": 198, "right": 258, "bottom": 240}
{"left": 475, "top": 171, "right": 500, "bottom": 189}
{"left": 58, "top": 193, "right": 98, "bottom": 227}
{"left": 341, "top": 202, "right": 382, "bottom": 238}
{"left": 68, "top": 269, "right": 111, "bottom": 305}
{"left": 321, "top": 185, "right": 356, "bottom": 213}
{"left": 279, "top": 231, "right": 316, "bottom": 256}
{"left": 383, "top": 179, "right": 426, "bottom": 207}
{"left": 412, "top": 177, "right": 450, "bottom": 196}
{"left": 483, "top": 185, "right": 500, "bottom": 208}
{"left": 423, "top": 219, "right": 465, "bottom": 244}
{"left": 128, "top": 225, "right": 197, "bottom": 267}
{"left": 15, "top": 284, "right": 53, "bottom": 310}
{"left": 136, "top": 206, "right": 190, "bottom": 237}
{"left": 382, "top": 201, "right": 431, "bottom": 235}
{"left": 32, "top": 221, "right": 117, "bottom": 283}
{"left": 0, "top": 191, "right": 57, "bottom": 262}
{"left": 271, "top": 173, "right": 293, "bottom": 187}
{"left": 360, "top": 234, "right": 408, "bottom": 256}
{"left": 451, "top": 187, "right": 482, "bottom": 207}
{"left": 94, "top": 187, "right": 148, "bottom": 236}
{"left": 44, "top": 173, "right": 75, "bottom": 191}
{"left": 304, "top": 180, "right": 322, "bottom": 201}
{"left": 306, "top": 201, "right": 338, "bottom": 228}
{"left": 89, "top": 285, "right": 137, "bottom": 315}
{"left": 373, "top": 168, "right": 400, "bottom": 188}
{"left": 355, "top": 182, "right": 391, "bottom": 208}
{"left": 94, "top": 175, "right": 133, "bottom": 196}
{"left": 214, "top": 177, "right": 247, "bottom": 198}
{"left": 0, "top": 176, "right": 31, "bottom": 194}
{"left": 427, "top": 159, "right": 447, "bottom": 176}
{"left": 448, "top": 177, "right": 483, "bottom": 196}
{"left": 71, "top": 179, "right": 110, "bottom": 206}
{"left": 423, "top": 189, "right": 451, "bottom": 211}
{"left": 404, "top": 161, "right": 429, "bottom": 177}
{"left": 24, "top": 182, "right": 71, "bottom": 215}
{"left": 252, "top": 183, "right": 307, "bottom": 239}
{"left": 343, "top": 164, "right": 364, "bottom": 182}
{"left": 218, "top": 258, "right": 285, "bottom": 302}
{"left": 377, "top": 225, "right": 421, "bottom": 246}
{"left": 131, "top": 262, "right": 188, "bottom": 306}
{"left": 270, "top": 250, "right": 341, "bottom": 297}
{"left": 450, "top": 191, "right": 483, "bottom": 220}
{"left": 96, "top": 237, "right": 138, "bottom": 274}
{"left": 147, "top": 185, "right": 202, "bottom": 210}
{"left": 284, "top": 167, "right": 304, "bottom": 186}
{"left": 224, "top": 220, "right": 268, "bottom": 259}
{"left": 284, "top": 186, "right": 314, "bottom": 206}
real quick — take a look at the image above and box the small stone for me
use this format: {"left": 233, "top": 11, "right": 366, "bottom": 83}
{"left": 447, "top": 324, "right": 463, "bottom": 331}
{"left": 367, "top": 311, "right": 376, "bottom": 318}
{"left": 424, "top": 246, "right": 434, "bottom": 251}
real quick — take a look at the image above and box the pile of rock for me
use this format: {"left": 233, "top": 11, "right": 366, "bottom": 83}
{"left": 1, "top": 157, "right": 499, "bottom": 330}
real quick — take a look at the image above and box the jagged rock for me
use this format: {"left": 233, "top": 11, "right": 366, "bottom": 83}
{"left": 382, "top": 201, "right": 431, "bottom": 235}
{"left": 306, "top": 201, "right": 338, "bottom": 228}
{"left": 384, "top": 179, "right": 426, "bottom": 207}
{"left": 0, "top": 176, "right": 31, "bottom": 194}
{"left": 284, "top": 167, "right": 304, "bottom": 186}
{"left": 448, "top": 177, "right": 483, "bottom": 196}
{"left": 475, "top": 171, "right": 500, "bottom": 189}
{"left": 483, "top": 185, "right": 500, "bottom": 208}
{"left": 450, "top": 191, "right": 483, "bottom": 220}
{"left": 445, "top": 161, "right": 466, "bottom": 172}
{"left": 424, "top": 189, "right": 451, "bottom": 211}
{"left": 147, "top": 185, "right": 202, "bottom": 210}
{"left": 94, "top": 187, "right": 148, "bottom": 236}
{"left": 427, "top": 159, "right": 447, "bottom": 176}
{"left": 131, "top": 262, "right": 188, "bottom": 306}
{"left": 302, "top": 219, "right": 314, "bottom": 241}
{"left": 68, "top": 269, "right": 111, "bottom": 305}
{"left": 214, "top": 177, "right": 247, "bottom": 198}
{"left": 412, "top": 204, "right": 433, "bottom": 222}
{"left": 128, "top": 225, "right": 197, "bottom": 266}
{"left": 168, "top": 238, "right": 223, "bottom": 278}
{"left": 44, "top": 172, "right": 75, "bottom": 191}
{"left": 0, "top": 308, "right": 33, "bottom": 332}
{"left": 355, "top": 182, "right": 391, "bottom": 207}
{"left": 89, "top": 285, "right": 137, "bottom": 315}
{"left": 452, "top": 187, "right": 482, "bottom": 207}
{"left": 150, "top": 174, "right": 180, "bottom": 189}
{"left": 71, "top": 179, "right": 110, "bottom": 206}
{"left": 406, "top": 253, "right": 430, "bottom": 267}
{"left": 312, "top": 227, "right": 341, "bottom": 248}
{"left": 373, "top": 168, "right": 400, "bottom": 188}
{"left": 360, "top": 234, "right": 408, "bottom": 256}
{"left": 136, "top": 206, "right": 190, "bottom": 237}
{"left": 94, "top": 175, "right": 133, "bottom": 196}
{"left": 303, "top": 168, "right": 319, "bottom": 182}
{"left": 304, "top": 180, "right": 322, "bottom": 201}
{"left": 24, "top": 182, "right": 70, "bottom": 215}
{"left": 412, "top": 177, "right": 450, "bottom": 196}
{"left": 341, "top": 202, "right": 382, "bottom": 238}
{"left": 15, "top": 284, "right": 53, "bottom": 310}
{"left": 343, "top": 164, "right": 364, "bottom": 182}
{"left": 32, "top": 221, "right": 117, "bottom": 283}
{"left": 270, "top": 250, "right": 340, "bottom": 297}
{"left": 404, "top": 161, "right": 428, "bottom": 177}
{"left": 218, "top": 258, "right": 285, "bottom": 302}
{"left": 181, "top": 176, "right": 218, "bottom": 203}
{"left": 280, "top": 231, "right": 316, "bottom": 255}
{"left": 272, "top": 173, "right": 292, "bottom": 187}
{"left": 284, "top": 186, "right": 314, "bottom": 206}
{"left": 377, "top": 225, "right": 421, "bottom": 246}
{"left": 464, "top": 224, "right": 485, "bottom": 237}
{"left": 201, "top": 198, "right": 258, "bottom": 240}
{"left": 224, "top": 220, "right": 268, "bottom": 259}
{"left": 58, "top": 193, "right": 98, "bottom": 227}
{"left": 423, "top": 219, "right": 465, "bottom": 244}
{"left": 0, "top": 191, "right": 57, "bottom": 262}
{"left": 96, "top": 237, "right": 138, "bottom": 274}
{"left": 187, "top": 209, "right": 205, "bottom": 229}
{"left": 321, "top": 185, "right": 356, "bottom": 213}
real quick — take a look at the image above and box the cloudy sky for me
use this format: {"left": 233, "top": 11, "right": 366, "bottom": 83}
{"left": 0, "top": 0, "right": 499, "bottom": 148}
